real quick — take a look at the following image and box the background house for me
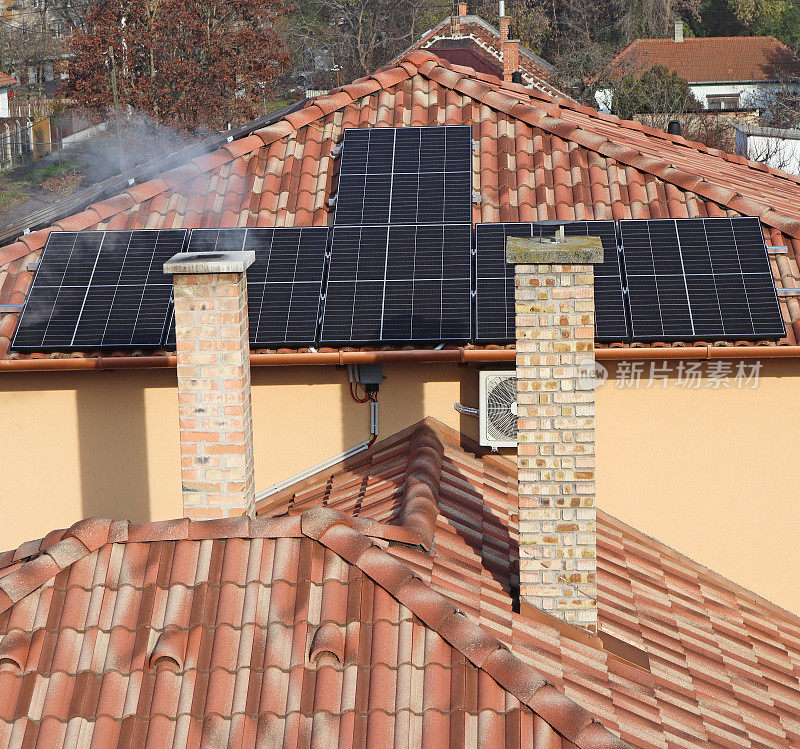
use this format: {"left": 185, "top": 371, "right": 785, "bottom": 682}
{"left": 390, "top": 2, "right": 567, "bottom": 97}
{"left": 0, "top": 71, "right": 15, "bottom": 118}
{"left": 1, "top": 52, "right": 799, "bottom": 619}
{"left": 0, "top": 71, "right": 36, "bottom": 170}
{"left": 598, "top": 21, "right": 800, "bottom": 111}
{"left": 735, "top": 122, "right": 800, "bottom": 174}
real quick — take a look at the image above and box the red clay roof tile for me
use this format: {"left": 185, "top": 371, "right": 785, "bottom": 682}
{"left": 250, "top": 418, "right": 800, "bottom": 746}
{"left": 3, "top": 51, "right": 800, "bottom": 359}
{"left": 613, "top": 36, "right": 800, "bottom": 83}
{"left": 1, "top": 455, "right": 631, "bottom": 747}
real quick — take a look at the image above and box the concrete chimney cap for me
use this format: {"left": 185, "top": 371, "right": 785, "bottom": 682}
{"left": 163, "top": 250, "right": 256, "bottom": 275}
{"left": 505, "top": 234, "right": 604, "bottom": 264}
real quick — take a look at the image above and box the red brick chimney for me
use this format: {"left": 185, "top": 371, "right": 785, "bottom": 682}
{"left": 499, "top": 15, "right": 510, "bottom": 40}
{"left": 164, "top": 250, "right": 257, "bottom": 519}
{"left": 451, "top": 2, "right": 467, "bottom": 35}
{"left": 502, "top": 39, "right": 519, "bottom": 82}
{"left": 505, "top": 232, "right": 604, "bottom": 633}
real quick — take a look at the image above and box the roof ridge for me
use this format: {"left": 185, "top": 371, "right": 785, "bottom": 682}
{"left": 626, "top": 34, "right": 792, "bottom": 43}
{"left": 0, "top": 506, "right": 629, "bottom": 746}
{"left": 395, "top": 423, "right": 445, "bottom": 549}
{"left": 299, "top": 508, "right": 631, "bottom": 748}
{"left": 404, "top": 53, "right": 800, "bottom": 235}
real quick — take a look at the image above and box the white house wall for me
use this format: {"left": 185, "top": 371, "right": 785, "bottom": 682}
{"left": 596, "top": 81, "right": 769, "bottom": 113}
{"left": 740, "top": 132, "right": 800, "bottom": 175}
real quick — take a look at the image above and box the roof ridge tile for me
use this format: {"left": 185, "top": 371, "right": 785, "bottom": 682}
{"left": 369, "top": 67, "right": 413, "bottom": 89}
{"left": 301, "top": 500, "right": 631, "bottom": 747}
{"left": 64, "top": 517, "right": 111, "bottom": 552}
{"left": 190, "top": 149, "right": 234, "bottom": 174}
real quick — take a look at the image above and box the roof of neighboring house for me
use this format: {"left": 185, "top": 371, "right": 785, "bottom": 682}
{"left": 2, "top": 50, "right": 800, "bottom": 361}
{"left": 0, "top": 72, "right": 17, "bottom": 87}
{"left": 253, "top": 419, "right": 800, "bottom": 747}
{"left": 734, "top": 123, "right": 800, "bottom": 140}
{"left": 388, "top": 14, "right": 566, "bottom": 98}
{"left": 0, "top": 424, "right": 627, "bottom": 748}
{"left": 612, "top": 35, "right": 800, "bottom": 84}
{"left": 2, "top": 420, "right": 799, "bottom": 746}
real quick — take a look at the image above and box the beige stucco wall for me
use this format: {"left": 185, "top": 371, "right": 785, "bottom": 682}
{"left": 0, "top": 359, "right": 798, "bottom": 615}
{"left": 0, "top": 364, "right": 481, "bottom": 550}
{"left": 595, "top": 359, "right": 800, "bottom": 616}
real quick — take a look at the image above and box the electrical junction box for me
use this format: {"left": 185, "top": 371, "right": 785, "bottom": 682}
{"left": 355, "top": 364, "right": 385, "bottom": 387}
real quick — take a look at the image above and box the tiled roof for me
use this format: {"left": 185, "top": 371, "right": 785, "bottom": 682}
{"left": 613, "top": 36, "right": 800, "bottom": 83}
{"left": 0, "top": 72, "right": 17, "bottom": 87}
{"left": 2, "top": 50, "right": 800, "bottom": 359}
{"left": 256, "top": 419, "right": 800, "bottom": 747}
{"left": 0, "top": 425, "right": 628, "bottom": 748}
{"left": 389, "top": 15, "right": 566, "bottom": 98}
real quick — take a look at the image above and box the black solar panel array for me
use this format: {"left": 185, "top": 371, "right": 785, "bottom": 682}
{"left": 334, "top": 126, "right": 473, "bottom": 226}
{"left": 474, "top": 220, "right": 627, "bottom": 341}
{"left": 620, "top": 217, "right": 784, "bottom": 340}
{"left": 184, "top": 228, "right": 329, "bottom": 347}
{"left": 8, "top": 121, "right": 786, "bottom": 352}
{"left": 12, "top": 229, "right": 186, "bottom": 350}
{"left": 321, "top": 224, "right": 472, "bottom": 343}
{"left": 322, "top": 125, "right": 474, "bottom": 343}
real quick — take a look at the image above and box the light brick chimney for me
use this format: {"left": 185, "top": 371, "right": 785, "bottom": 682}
{"left": 506, "top": 233, "right": 603, "bottom": 632}
{"left": 674, "top": 19, "right": 684, "bottom": 42}
{"left": 164, "top": 251, "right": 257, "bottom": 519}
{"left": 451, "top": 2, "right": 467, "bottom": 35}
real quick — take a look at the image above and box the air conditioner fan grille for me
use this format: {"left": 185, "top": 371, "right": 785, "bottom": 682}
{"left": 486, "top": 376, "right": 517, "bottom": 441}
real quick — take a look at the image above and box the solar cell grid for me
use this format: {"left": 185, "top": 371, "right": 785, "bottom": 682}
{"left": 474, "top": 220, "right": 627, "bottom": 342}
{"left": 333, "top": 125, "right": 473, "bottom": 226}
{"left": 12, "top": 229, "right": 186, "bottom": 350}
{"left": 619, "top": 217, "right": 784, "bottom": 340}
{"left": 185, "top": 227, "right": 329, "bottom": 347}
{"left": 321, "top": 223, "right": 472, "bottom": 343}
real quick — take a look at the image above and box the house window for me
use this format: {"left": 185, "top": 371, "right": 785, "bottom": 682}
{"left": 707, "top": 94, "right": 740, "bottom": 110}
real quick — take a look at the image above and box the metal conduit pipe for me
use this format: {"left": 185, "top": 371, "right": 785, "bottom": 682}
{"left": 2, "top": 345, "right": 800, "bottom": 372}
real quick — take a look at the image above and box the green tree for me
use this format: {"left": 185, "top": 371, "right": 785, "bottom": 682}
{"left": 612, "top": 64, "right": 701, "bottom": 119}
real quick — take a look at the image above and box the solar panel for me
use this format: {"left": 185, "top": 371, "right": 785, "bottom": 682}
{"left": 183, "top": 227, "right": 329, "bottom": 347}
{"left": 619, "top": 217, "right": 784, "bottom": 340}
{"left": 12, "top": 229, "right": 187, "bottom": 351}
{"left": 333, "top": 126, "right": 473, "bottom": 226}
{"left": 320, "top": 224, "right": 472, "bottom": 343}
{"left": 474, "top": 220, "right": 627, "bottom": 342}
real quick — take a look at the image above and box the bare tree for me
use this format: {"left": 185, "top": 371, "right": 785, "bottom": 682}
{"left": 742, "top": 129, "right": 800, "bottom": 173}
{"left": 0, "top": 0, "right": 82, "bottom": 92}
{"left": 287, "top": 0, "right": 435, "bottom": 85}
{"left": 742, "top": 73, "right": 800, "bottom": 129}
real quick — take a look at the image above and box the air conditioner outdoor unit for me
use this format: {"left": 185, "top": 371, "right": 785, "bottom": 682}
{"left": 478, "top": 370, "right": 517, "bottom": 448}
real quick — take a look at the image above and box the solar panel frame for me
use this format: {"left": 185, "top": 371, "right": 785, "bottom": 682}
{"left": 619, "top": 217, "right": 785, "bottom": 341}
{"left": 333, "top": 125, "right": 473, "bottom": 227}
{"left": 473, "top": 220, "right": 628, "bottom": 342}
{"left": 184, "top": 227, "right": 330, "bottom": 348}
{"left": 320, "top": 223, "right": 473, "bottom": 344}
{"left": 11, "top": 229, "right": 187, "bottom": 351}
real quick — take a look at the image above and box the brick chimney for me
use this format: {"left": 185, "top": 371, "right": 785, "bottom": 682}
{"left": 450, "top": 2, "right": 467, "bottom": 35}
{"left": 506, "top": 232, "right": 604, "bottom": 632}
{"left": 164, "top": 251, "right": 257, "bottom": 519}
{"left": 502, "top": 39, "right": 519, "bottom": 82}
{"left": 499, "top": 15, "right": 510, "bottom": 40}
{"left": 674, "top": 19, "right": 684, "bottom": 42}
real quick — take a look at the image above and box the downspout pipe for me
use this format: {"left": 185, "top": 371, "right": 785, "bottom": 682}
{"left": 1, "top": 345, "right": 800, "bottom": 372}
